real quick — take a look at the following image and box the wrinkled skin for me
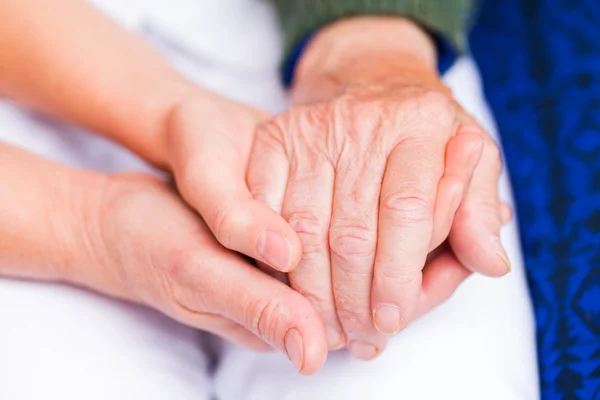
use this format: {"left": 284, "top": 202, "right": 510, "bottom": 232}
{"left": 158, "top": 19, "right": 509, "bottom": 363}
{"left": 246, "top": 80, "right": 509, "bottom": 359}
{"left": 160, "top": 66, "right": 508, "bottom": 362}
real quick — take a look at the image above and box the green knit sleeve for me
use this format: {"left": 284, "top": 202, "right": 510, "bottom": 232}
{"left": 269, "top": 0, "right": 476, "bottom": 61}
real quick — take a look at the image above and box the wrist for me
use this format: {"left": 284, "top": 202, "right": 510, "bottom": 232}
{"left": 55, "top": 169, "right": 111, "bottom": 285}
{"left": 0, "top": 143, "right": 110, "bottom": 284}
{"left": 122, "top": 76, "right": 199, "bottom": 171}
{"left": 62, "top": 171, "right": 143, "bottom": 302}
{"left": 1, "top": 164, "right": 109, "bottom": 285}
{"left": 292, "top": 17, "right": 440, "bottom": 102}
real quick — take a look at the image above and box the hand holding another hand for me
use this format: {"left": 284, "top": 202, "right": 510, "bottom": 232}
{"left": 0, "top": 0, "right": 512, "bottom": 377}
{"left": 73, "top": 173, "right": 329, "bottom": 374}
{"left": 129, "top": 17, "right": 510, "bottom": 365}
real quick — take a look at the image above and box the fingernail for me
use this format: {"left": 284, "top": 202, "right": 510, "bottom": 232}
{"left": 492, "top": 236, "right": 511, "bottom": 273}
{"left": 451, "top": 184, "right": 464, "bottom": 217}
{"left": 326, "top": 326, "right": 345, "bottom": 349}
{"left": 348, "top": 341, "right": 380, "bottom": 361}
{"left": 373, "top": 304, "right": 403, "bottom": 335}
{"left": 284, "top": 328, "right": 304, "bottom": 372}
{"left": 257, "top": 230, "right": 292, "bottom": 271}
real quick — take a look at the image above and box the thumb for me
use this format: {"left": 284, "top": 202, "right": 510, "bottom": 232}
{"left": 170, "top": 104, "right": 303, "bottom": 273}
{"left": 175, "top": 247, "right": 329, "bottom": 374}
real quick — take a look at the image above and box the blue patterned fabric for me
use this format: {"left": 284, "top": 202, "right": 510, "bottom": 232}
{"left": 471, "top": 1, "right": 600, "bottom": 398}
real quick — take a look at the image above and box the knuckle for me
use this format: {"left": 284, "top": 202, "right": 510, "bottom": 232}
{"left": 161, "top": 251, "right": 210, "bottom": 316}
{"left": 333, "top": 95, "right": 384, "bottom": 140}
{"left": 336, "top": 307, "right": 373, "bottom": 333}
{"left": 165, "top": 250, "right": 206, "bottom": 288}
{"left": 479, "top": 196, "right": 501, "bottom": 213}
{"left": 381, "top": 187, "right": 433, "bottom": 225}
{"left": 461, "top": 195, "right": 501, "bottom": 227}
{"left": 246, "top": 298, "right": 289, "bottom": 344}
{"left": 292, "top": 285, "right": 334, "bottom": 312}
{"left": 477, "top": 198, "right": 503, "bottom": 225}
{"left": 257, "top": 118, "right": 286, "bottom": 144}
{"left": 329, "top": 224, "right": 376, "bottom": 261}
{"left": 410, "top": 90, "right": 455, "bottom": 119}
{"left": 212, "top": 206, "right": 240, "bottom": 248}
{"left": 165, "top": 251, "right": 188, "bottom": 286}
{"left": 378, "top": 267, "right": 420, "bottom": 287}
{"left": 287, "top": 211, "right": 328, "bottom": 253}
{"left": 289, "top": 272, "right": 332, "bottom": 303}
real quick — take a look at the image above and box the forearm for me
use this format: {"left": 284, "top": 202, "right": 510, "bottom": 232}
{"left": 291, "top": 17, "right": 442, "bottom": 103}
{"left": 0, "top": 0, "right": 202, "bottom": 169}
{"left": 0, "top": 142, "right": 100, "bottom": 282}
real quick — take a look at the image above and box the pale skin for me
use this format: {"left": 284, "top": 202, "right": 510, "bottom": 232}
{"left": 0, "top": 0, "right": 510, "bottom": 373}
{"left": 0, "top": 144, "right": 327, "bottom": 371}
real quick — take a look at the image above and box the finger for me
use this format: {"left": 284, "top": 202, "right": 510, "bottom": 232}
{"left": 416, "top": 247, "right": 472, "bottom": 317}
{"left": 371, "top": 134, "right": 448, "bottom": 336}
{"left": 280, "top": 153, "right": 346, "bottom": 350}
{"left": 430, "top": 130, "right": 484, "bottom": 250}
{"left": 449, "top": 135, "right": 511, "bottom": 277}
{"left": 176, "top": 126, "right": 302, "bottom": 273}
{"left": 134, "top": 182, "right": 328, "bottom": 374}
{"left": 246, "top": 128, "right": 292, "bottom": 281}
{"left": 246, "top": 127, "right": 290, "bottom": 215}
{"left": 170, "top": 242, "right": 328, "bottom": 375}
{"left": 183, "top": 313, "right": 273, "bottom": 353}
{"left": 329, "top": 151, "right": 389, "bottom": 359}
{"left": 431, "top": 177, "right": 463, "bottom": 250}
{"left": 218, "top": 322, "right": 274, "bottom": 352}
{"left": 249, "top": 119, "right": 345, "bottom": 350}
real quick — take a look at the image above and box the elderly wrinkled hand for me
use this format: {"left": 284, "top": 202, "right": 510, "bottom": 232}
{"left": 248, "top": 79, "right": 484, "bottom": 358}
{"left": 245, "top": 17, "right": 510, "bottom": 359}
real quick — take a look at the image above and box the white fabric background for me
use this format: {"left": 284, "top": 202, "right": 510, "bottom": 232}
{"left": 0, "top": 1, "right": 540, "bottom": 399}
